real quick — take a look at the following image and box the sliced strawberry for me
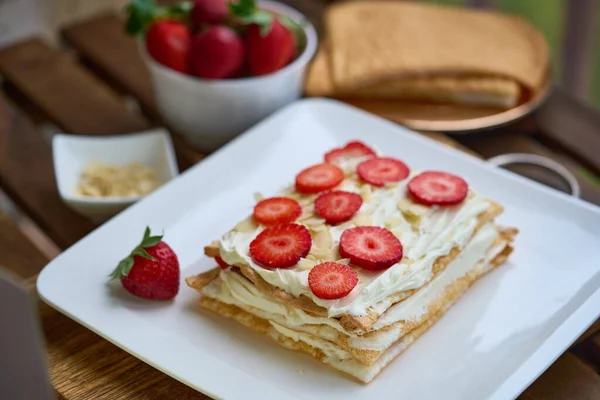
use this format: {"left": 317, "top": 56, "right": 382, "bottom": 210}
{"left": 308, "top": 262, "right": 358, "bottom": 300}
{"left": 296, "top": 163, "right": 344, "bottom": 194}
{"left": 253, "top": 197, "right": 301, "bottom": 226}
{"left": 339, "top": 226, "right": 403, "bottom": 270}
{"left": 215, "top": 256, "right": 230, "bottom": 269}
{"left": 249, "top": 224, "right": 312, "bottom": 269}
{"left": 315, "top": 191, "right": 363, "bottom": 224}
{"left": 408, "top": 171, "right": 468, "bottom": 206}
{"left": 324, "top": 141, "right": 376, "bottom": 164}
{"left": 357, "top": 157, "right": 410, "bottom": 186}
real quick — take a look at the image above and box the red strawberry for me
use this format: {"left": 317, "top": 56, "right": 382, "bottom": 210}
{"left": 339, "top": 226, "right": 403, "bottom": 270}
{"left": 408, "top": 171, "right": 468, "bottom": 206}
{"left": 357, "top": 157, "right": 410, "bottom": 186}
{"left": 246, "top": 19, "right": 295, "bottom": 76}
{"left": 324, "top": 141, "right": 376, "bottom": 164}
{"left": 191, "top": 0, "right": 230, "bottom": 28}
{"left": 191, "top": 25, "right": 245, "bottom": 79}
{"left": 109, "top": 227, "right": 180, "bottom": 300}
{"left": 315, "top": 191, "right": 363, "bottom": 224}
{"left": 296, "top": 163, "right": 344, "bottom": 194}
{"left": 249, "top": 224, "right": 311, "bottom": 269}
{"left": 308, "top": 262, "right": 358, "bottom": 300}
{"left": 253, "top": 197, "right": 302, "bottom": 226}
{"left": 215, "top": 256, "right": 230, "bottom": 269}
{"left": 146, "top": 21, "right": 192, "bottom": 74}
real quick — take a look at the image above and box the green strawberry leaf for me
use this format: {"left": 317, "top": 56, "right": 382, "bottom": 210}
{"left": 143, "top": 226, "right": 151, "bottom": 240}
{"left": 109, "top": 226, "right": 162, "bottom": 280}
{"left": 229, "top": 0, "right": 257, "bottom": 17}
{"left": 133, "top": 247, "right": 154, "bottom": 260}
{"left": 124, "top": 0, "right": 192, "bottom": 36}
{"left": 109, "top": 256, "right": 135, "bottom": 279}
{"left": 164, "top": 1, "right": 193, "bottom": 20}
{"left": 237, "top": 11, "right": 274, "bottom": 36}
{"left": 125, "top": 0, "right": 157, "bottom": 35}
{"left": 141, "top": 235, "right": 163, "bottom": 248}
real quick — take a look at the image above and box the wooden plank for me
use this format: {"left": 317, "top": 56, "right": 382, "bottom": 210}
{"left": 0, "top": 212, "right": 47, "bottom": 280}
{"left": 520, "top": 352, "right": 600, "bottom": 400}
{"left": 572, "top": 330, "right": 600, "bottom": 370}
{"left": 536, "top": 89, "right": 600, "bottom": 175}
{"left": 61, "top": 14, "right": 156, "bottom": 117}
{"left": 559, "top": 0, "right": 597, "bottom": 101}
{"left": 0, "top": 38, "right": 151, "bottom": 135}
{"left": 0, "top": 95, "right": 94, "bottom": 249}
{"left": 40, "top": 302, "right": 209, "bottom": 400}
{"left": 60, "top": 15, "right": 203, "bottom": 168}
{"left": 456, "top": 132, "right": 600, "bottom": 206}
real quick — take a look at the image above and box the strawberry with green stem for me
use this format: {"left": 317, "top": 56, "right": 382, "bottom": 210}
{"left": 229, "top": 0, "right": 303, "bottom": 76}
{"left": 109, "top": 227, "right": 180, "bottom": 300}
{"left": 126, "top": 0, "right": 193, "bottom": 73}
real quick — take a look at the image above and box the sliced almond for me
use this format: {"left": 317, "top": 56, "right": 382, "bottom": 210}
{"left": 297, "top": 258, "right": 317, "bottom": 271}
{"left": 359, "top": 184, "right": 373, "bottom": 203}
{"left": 253, "top": 192, "right": 264, "bottom": 203}
{"left": 353, "top": 213, "right": 373, "bottom": 226}
{"left": 313, "top": 226, "right": 332, "bottom": 250}
{"left": 398, "top": 198, "right": 428, "bottom": 227}
{"left": 235, "top": 217, "right": 258, "bottom": 233}
{"left": 385, "top": 216, "right": 405, "bottom": 230}
{"left": 303, "top": 217, "right": 327, "bottom": 227}
{"left": 298, "top": 206, "right": 316, "bottom": 221}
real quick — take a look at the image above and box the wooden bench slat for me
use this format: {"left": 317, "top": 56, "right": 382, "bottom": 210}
{"left": 520, "top": 352, "right": 600, "bottom": 400}
{"left": 536, "top": 89, "right": 600, "bottom": 175}
{"left": 573, "top": 330, "right": 600, "bottom": 370}
{"left": 61, "top": 14, "right": 156, "bottom": 116}
{"left": 61, "top": 16, "right": 204, "bottom": 168}
{"left": 0, "top": 96, "right": 94, "bottom": 249}
{"left": 0, "top": 212, "right": 47, "bottom": 280}
{"left": 0, "top": 38, "right": 151, "bottom": 135}
{"left": 40, "top": 302, "right": 208, "bottom": 400}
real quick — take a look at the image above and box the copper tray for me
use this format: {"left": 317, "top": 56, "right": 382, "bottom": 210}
{"left": 337, "top": 71, "right": 552, "bottom": 133}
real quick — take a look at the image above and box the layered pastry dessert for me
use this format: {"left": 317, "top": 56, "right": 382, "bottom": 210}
{"left": 187, "top": 141, "right": 517, "bottom": 383}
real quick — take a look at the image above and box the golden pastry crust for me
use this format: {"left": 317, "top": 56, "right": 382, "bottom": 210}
{"left": 195, "top": 242, "right": 514, "bottom": 383}
{"left": 192, "top": 230, "right": 514, "bottom": 366}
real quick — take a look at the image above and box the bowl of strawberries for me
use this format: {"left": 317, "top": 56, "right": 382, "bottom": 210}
{"left": 126, "top": 0, "right": 317, "bottom": 152}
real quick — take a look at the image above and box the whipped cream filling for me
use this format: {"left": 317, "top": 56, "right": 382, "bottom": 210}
{"left": 206, "top": 224, "right": 506, "bottom": 353}
{"left": 263, "top": 227, "right": 508, "bottom": 383}
{"left": 269, "top": 322, "right": 353, "bottom": 362}
{"left": 219, "top": 156, "right": 491, "bottom": 317}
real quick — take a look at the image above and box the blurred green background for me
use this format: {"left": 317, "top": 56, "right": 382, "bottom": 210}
{"left": 428, "top": 0, "right": 600, "bottom": 110}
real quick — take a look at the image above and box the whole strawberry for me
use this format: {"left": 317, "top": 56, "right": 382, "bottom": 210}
{"left": 191, "top": 0, "right": 230, "bottom": 28}
{"left": 145, "top": 20, "right": 192, "bottom": 74}
{"left": 246, "top": 19, "right": 295, "bottom": 76}
{"left": 109, "top": 227, "right": 180, "bottom": 300}
{"left": 191, "top": 25, "right": 245, "bottom": 79}
{"left": 229, "top": 0, "right": 299, "bottom": 76}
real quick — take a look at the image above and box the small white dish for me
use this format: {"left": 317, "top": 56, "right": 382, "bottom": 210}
{"left": 39, "top": 100, "right": 600, "bottom": 400}
{"left": 140, "top": 0, "right": 318, "bottom": 153}
{"left": 52, "top": 129, "right": 179, "bottom": 221}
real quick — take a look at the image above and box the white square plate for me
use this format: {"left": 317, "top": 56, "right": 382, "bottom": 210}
{"left": 38, "top": 99, "right": 600, "bottom": 400}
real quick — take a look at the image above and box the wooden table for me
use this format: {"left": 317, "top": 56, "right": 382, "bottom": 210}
{"left": 1, "top": 2, "right": 600, "bottom": 399}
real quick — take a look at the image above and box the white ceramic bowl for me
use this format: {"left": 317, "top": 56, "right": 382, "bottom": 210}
{"left": 140, "top": 0, "right": 318, "bottom": 153}
{"left": 52, "top": 129, "right": 179, "bottom": 222}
